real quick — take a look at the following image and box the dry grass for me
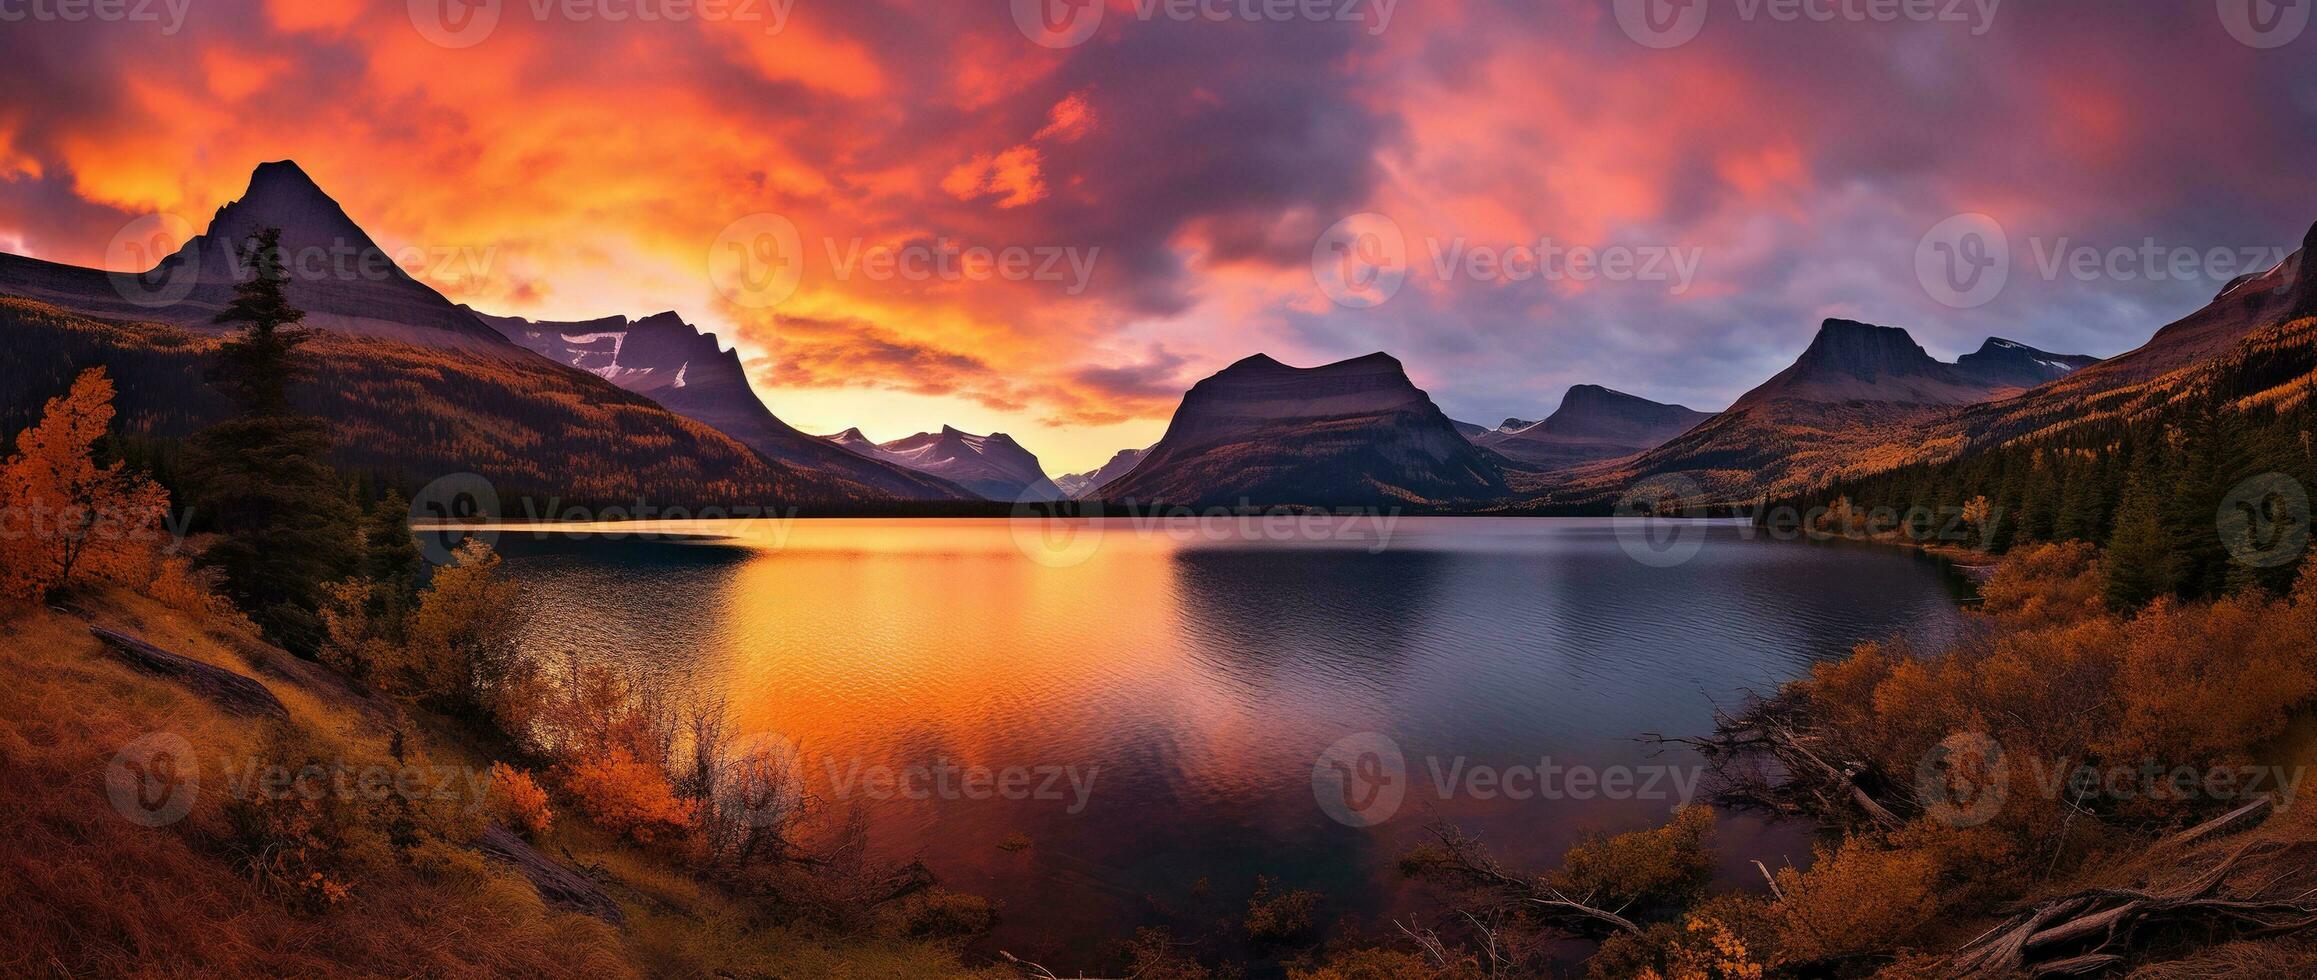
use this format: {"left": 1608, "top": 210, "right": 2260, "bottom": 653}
{"left": 0, "top": 590, "right": 992, "bottom": 978}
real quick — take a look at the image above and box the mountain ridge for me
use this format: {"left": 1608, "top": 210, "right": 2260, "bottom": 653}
{"left": 476, "top": 308, "right": 976, "bottom": 501}
{"left": 822, "top": 425, "right": 1061, "bottom": 501}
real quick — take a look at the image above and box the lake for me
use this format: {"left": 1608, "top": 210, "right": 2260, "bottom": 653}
{"left": 479, "top": 517, "right": 1969, "bottom": 967}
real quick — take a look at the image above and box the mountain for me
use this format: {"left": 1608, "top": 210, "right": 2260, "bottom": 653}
{"left": 1480, "top": 385, "right": 1711, "bottom": 470}
{"left": 0, "top": 159, "right": 956, "bottom": 507}
{"left": 1730, "top": 319, "right": 2044, "bottom": 409}
{"left": 824, "top": 426, "right": 1061, "bottom": 501}
{"left": 1938, "top": 220, "right": 2314, "bottom": 449}
{"left": 0, "top": 296, "right": 875, "bottom": 508}
{"left": 1100, "top": 352, "right": 1509, "bottom": 508}
{"left": 476, "top": 309, "right": 974, "bottom": 501}
{"left": 1056, "top": 447, "right": 1148, "bottom": 498}
{"left": 0, "top": 161, "right": 514, "bottom": 354}
{"left": 1953, "top": 338, "right": 2102, "bottom": 390}
{"left": 1546, "top": 320, "right": 2099, "bottom": 503}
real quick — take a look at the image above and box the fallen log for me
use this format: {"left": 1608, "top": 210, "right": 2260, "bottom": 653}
{"left": 1405, "top": 823, "right": 1644, "bottom": 940}
{"left": 1948, "top": 840, "right": 2317, "bottom": 977}
{"left": 89, "top": 626, "right": 289, "bottom": 721}
{"left": 476, "top": 824, "right": 626, "bottom": 925}
{"left": 2151, "top": 795, "right": 2273, "bottom": 852}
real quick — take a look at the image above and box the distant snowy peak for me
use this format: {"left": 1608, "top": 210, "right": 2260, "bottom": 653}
{"left": 1055, "top": 447, "right": 1148, "bottom": 499}
{"left": 825, "top": 425, "right": 1061, "bottom": 502}
{"left": 478, "top": 308, "right": 733, "bottom": 396}
{"left": 1738, "top": 319, "right": 2099, "bottom": 409}
{"left": 471, "top": 306, "right": 976, "bottom": 501}
{"left": 1954, "top": 337, "right": 2102, "bottom": 389}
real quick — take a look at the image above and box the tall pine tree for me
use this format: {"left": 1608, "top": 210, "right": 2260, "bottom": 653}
{"left": 2103, "top": 477, "right": 2184, "bottom": 612}
{"left": 179, "top": 228, "right": 359, "bottom": 653}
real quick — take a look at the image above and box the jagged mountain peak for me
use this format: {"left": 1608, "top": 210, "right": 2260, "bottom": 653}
{"left": 190, "top": 160, "right": 379, "bottom": 266}
{"left": 849, "top": 426, "right": 1059, "bottom": 501}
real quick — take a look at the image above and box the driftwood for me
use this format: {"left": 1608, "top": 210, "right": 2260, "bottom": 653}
{"left": 2151, "top": 796, "right": 2274, "bottom": 853}
{"left": 1647, "top": 697, "right": 1905, "bottom": 830}
{"left": 1948, "top": 840, "right": 2317, "bottom": 977}
{"left": 89, "top": 626, "right": 289, "bottom": 721}
{"left": 864, "top": 859, "right": 937, "bottom": 907}
{"left": 1408, "top": 823, "right": 1644, "bottom": 940}
{"left": 476, "top": 824, "right": 626, "bottom": 925}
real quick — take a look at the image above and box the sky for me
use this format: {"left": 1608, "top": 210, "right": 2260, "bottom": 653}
{"left": 1, "top": 0, "right": 2313, "bottom": 474}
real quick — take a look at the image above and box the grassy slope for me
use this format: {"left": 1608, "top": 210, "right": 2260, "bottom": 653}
{"left": 0, "top": 590, "right": 990, "bottom": 978}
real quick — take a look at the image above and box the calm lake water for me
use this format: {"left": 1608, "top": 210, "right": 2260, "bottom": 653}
{"left": 482, "top": 517, "right": 1968, "bottom": 967}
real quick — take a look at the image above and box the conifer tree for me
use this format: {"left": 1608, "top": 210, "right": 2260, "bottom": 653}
{"left": 2103, "top": 478, "right": 2182, "bottom": 611}
{"left": 179, "top": 228, "right": 359, "bottom": 652}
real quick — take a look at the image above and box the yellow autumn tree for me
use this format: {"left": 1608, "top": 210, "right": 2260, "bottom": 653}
{"left": 390, "top": 537, "right": 533, "bottom": 720}
{"left": 0, "top": 368, "right": 172, "bottom": 601}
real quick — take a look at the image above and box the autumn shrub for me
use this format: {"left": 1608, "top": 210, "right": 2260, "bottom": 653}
{"left": 1550, "top": 805, "right": 1717, "bottom": 919}
{"left": 555, "top": 746, "right": 692, "bottom": 846}
{"left": 1246, "top": 875, "right": 1324, "bottom": 943}
{"left": 898, "top": 888, "right": 998, "bottom": 938}
{"left": 2099, "top": 573, "right": 2317, "bottom": 768}
{"left": 1768, "top": 837, "right": 1943, "bottom": 963}
{"left": 1290, "top": 948, "right": 1447, "bottom": 979}
{"left": 320, "top": 578, "right": 399, "bottom": 684}
{"left": 387, "top": 537, "right": 534, "bottom": 720}
{"left": 489, "top": 763, "right": 554, "bottom": 839}
{"left": 1976, "top": 541, "right": 2106, "bottom": 629}
{"left": 1622, "top": 914, "right": 1770, "bottom": 980}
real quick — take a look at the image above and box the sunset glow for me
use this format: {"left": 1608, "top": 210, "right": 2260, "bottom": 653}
{"left": 3, "top": 2, "right": 2311, "bottom": 472}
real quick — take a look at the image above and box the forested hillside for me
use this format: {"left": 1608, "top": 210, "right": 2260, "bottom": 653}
{"left": 0, "top": 296, "right": 874, "bottom": 509}
{"left": 1770, "top": 315, "right": 2317, "bottom": 603}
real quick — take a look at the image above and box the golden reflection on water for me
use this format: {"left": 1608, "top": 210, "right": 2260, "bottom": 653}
{"left": 494, "top": 517, "right": 1970, "bottom": 962}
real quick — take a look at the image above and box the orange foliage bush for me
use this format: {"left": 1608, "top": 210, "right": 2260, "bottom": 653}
{"left": 489, "top": 763, "right": 554, "bottom": 840}
{"left": 1767, "top": 837, "right": 1943, "bottom": 963}
{"left": 2099, "top": 572, "right": 2317, "bottom": 767}
{"left": 1551, "top": 805, "right": 1717, "bottom": 917}
{"left": 554, "top": 747, "right": 691, "bottom": 845}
